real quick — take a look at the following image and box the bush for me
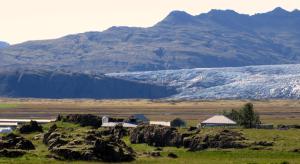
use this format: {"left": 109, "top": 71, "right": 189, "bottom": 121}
{"left": 170, "top": 118, "right": 186, "bottom": 127}
{"left": 223, "top": 103, "right": 260, "bottom": 128}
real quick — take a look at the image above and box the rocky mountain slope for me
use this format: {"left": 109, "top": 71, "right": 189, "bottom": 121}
{"left": 0, "top": 41, "right": 9, "bottom": 49}
{"left": 107, "top": 64, "right": 300, "bottom": 99}
{"left": 0, "top": 8, "right": 300, "bottom": 73}
{"left": 0, "top": 69, "right": 176, "bottom": 99}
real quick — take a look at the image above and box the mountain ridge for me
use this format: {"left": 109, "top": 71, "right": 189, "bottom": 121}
{"left": 0, "top": 68, "right": 176, "bottom": 99}
{"left": 0, "top": 7, "right": 300, "bottom": 73}
{"left": 0, "top": 41, "right": 9, "bottom": 49}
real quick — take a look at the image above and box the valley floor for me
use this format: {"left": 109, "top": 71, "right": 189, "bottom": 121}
{"left": 0, "top": 99, "right": 300, "bottom": 163}
{"left": 0, "top": 99, "right": 299, "bottom": 125}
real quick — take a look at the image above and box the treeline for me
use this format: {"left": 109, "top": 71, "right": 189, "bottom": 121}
{"left": 223, "top": 103, "right": 261, "bottom": 128}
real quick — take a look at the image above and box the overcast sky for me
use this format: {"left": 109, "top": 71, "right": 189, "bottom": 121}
{"left": 1, "top": 0, "right": 299, "bottom": 44}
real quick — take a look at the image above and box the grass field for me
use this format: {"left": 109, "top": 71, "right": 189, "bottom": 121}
{"left": 0, "top": 103, "right": 18, "bottom": 109}
{"left": 0, "top": 99, "right": 300, "bottom": 163}
{"left": 0, "top": 122, "right": 299, "bottom": 164}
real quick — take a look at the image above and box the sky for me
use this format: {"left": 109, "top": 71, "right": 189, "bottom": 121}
{"left": 0, "top": 0, "right": 299, "bottom": 44}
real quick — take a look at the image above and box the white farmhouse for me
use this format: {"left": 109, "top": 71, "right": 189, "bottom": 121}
{"left": 199, "top": 115, "right": 237, "bottom": 127}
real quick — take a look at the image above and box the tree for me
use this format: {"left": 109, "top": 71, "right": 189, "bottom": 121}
{"left": 171, "top": 118, "right": 186, "bottom": 127}
{"left": 224, "top": 103, "right": 260, "bottom": 128}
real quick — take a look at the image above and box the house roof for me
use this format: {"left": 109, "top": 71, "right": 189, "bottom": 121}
{"left": 201, "top": 115, "right": 236, "bottom": 125}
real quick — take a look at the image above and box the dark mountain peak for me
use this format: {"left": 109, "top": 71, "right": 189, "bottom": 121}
{"left": 267, "top": 7, "right": 289, "bottom": 15}
{"left": 157, "top": 10, "right": 196, "bottom": 26}
{"left": 168, "top": 10, "right": 192, "bottom": 17}
{"left": 292, "top": 9, "right": 300, "bottom": 14}
{"left": 0, "top": 41, "right": 9, "bottom": 49}
{"left": 206, "top": 9, "right": 240, "bottom": 16}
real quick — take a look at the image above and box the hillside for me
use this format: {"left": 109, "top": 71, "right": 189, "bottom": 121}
{"left": 0, "top": 8, "right": 300, "bottom": 73}
{"left": 0, "top": 69, "right": 176, "bottom": 99}
{"left": 0, "top": 41, "right": 9, "bottom": 49}
{"left": 107, "top": 64, "right": 300, "bottom": 99}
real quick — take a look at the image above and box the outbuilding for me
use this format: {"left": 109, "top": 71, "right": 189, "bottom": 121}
{"left": 199, "top": 115, "right": 237, "bottom": 127}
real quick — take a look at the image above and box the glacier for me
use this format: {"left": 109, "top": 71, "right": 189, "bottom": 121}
{"left": 107, "top": 64, "right": 300, "bottom": 99}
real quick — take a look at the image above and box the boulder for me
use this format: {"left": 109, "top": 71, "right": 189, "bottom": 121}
{"left": 58, "top": 114, "right": 102, "bottom": 128}
{"left": 149, "top": 151, "right": 161, "bottom": 157}
{"left": 88, "top": 125, "right": 129, "bottom": 139}
{"left": 43, "top": 124, "right": 58, "bottom": 144}
{"left": 0, "top": 149, "right": 26, "bottom": 158}
{"left": 184, "top": 129, "right": 248, "bottom": 151}
{"left": 51, "top": 146, "right": 96, "bottom": 161}
{"left": 254, "top": 141, "right": 274, "bottom": 146}
{"left": 167, "top": 152, "right": 178, "bottom": 158}
{"left": 43, "top": 124, "right": 135, "bottom": 162}
{"left": 93, "top": 137, "right": 135, "bottom": 162}
{"left": 19, "top": 120, "right": 43, "bottom": 134}
{"left": 154, "top": 147, "right": 163, "bottom": 151}
{"left": 187, "top": 126, "right": 198, "bottom": 131}
{"left": 15, "top": 139, "right": 35, "bottom": 150}
{"left": 0, "top": 133, "right": 35, "bottom": 150}
{"left": 130, "top": 125, "right": 184, "bottom": 147}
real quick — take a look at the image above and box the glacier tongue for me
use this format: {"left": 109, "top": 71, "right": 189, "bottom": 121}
{"left": 107, "top": 64, "right": 300, "bottom": 99}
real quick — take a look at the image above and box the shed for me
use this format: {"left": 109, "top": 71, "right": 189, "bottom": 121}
{"left": 101, "top": 122, "right": 137, "bottom": 128}
{"left": 199, "top": 115, "right": 236, "bottom": 127}
{"left": 150, "top": 121, "right": 171, "bottom": 127}
{"left": 102, "top": 116, "right": 109, "bottom": 124}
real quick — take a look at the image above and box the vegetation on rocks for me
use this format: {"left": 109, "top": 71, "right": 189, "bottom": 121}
{"left": 0, "top": 133, "right": 35, "bottom": 158}
{"left": 43, "top": 123, "right": 135, "bottom": 162}
{"left": 57, "top": 114, "right": 102, "bottom": 128}
{"left": 19, "top": 121, "right": 43, "bottom": 134}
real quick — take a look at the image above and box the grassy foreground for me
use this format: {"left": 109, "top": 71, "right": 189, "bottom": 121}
{"left": 1, "top": 122, "right": 300, "bottom": 164}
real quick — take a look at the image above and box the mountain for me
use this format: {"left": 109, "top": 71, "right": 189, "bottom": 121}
{"left": 0, "top": 8, "right": 300, "bottom": 73}
{"left": 0, "top": 69, "right": 176, "bottom": 99}
{"left": 0, "top": 41, "right": 9, "bottom": 49}
{"left": 107, "top": 64, "right": 300, "bottom": 100}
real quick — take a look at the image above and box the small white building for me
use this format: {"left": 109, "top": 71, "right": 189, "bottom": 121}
{"left": 199, "top": 115, "right": 237, "bottom": 127}
{"left": 101, "top": 122, "right": 137, "bottom": 128}
{"left": 150, "top": 121, "right": 171, "bottom": 127}
{"left": 0, "top": 119, "right": 55, "bottom": 124}
{"left": 102, "top": 116, "right": 110, "bottom": 124}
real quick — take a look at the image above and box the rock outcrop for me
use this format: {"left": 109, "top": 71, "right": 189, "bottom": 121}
{"left": 88, "top": 125, "right": 129, "bottom": 139}
{"left": 19, "top": 120, "right": 43, "bottom": 134}
{"left": 57, "top": 114, "right": 102, "bottom": 128}
{"left": 0, "top": 149, "right": 26, "bottom": 157}
{"left": 131, "top": 126, "right": 249, "bottom": 152}
{"left": 130, "top": 125, "right": 195, "bottom": 147}
{"left": 0, "top": 133, "right": 35, "bottom": 157}
{"left": 183, "top": 129, "right": 247, "bottom": 151}
{"left": 43, "top": 124, "right": 135, "bottom": 162}
{"left": 0, "top": 133, "right": 35, "bottom": 150}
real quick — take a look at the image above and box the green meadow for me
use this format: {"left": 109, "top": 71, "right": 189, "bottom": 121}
{"left": 0, "top": 103, "right": 18, "bottom": 109}
{"left": 0, "top": 122, "right": 299, "bottom": 164}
